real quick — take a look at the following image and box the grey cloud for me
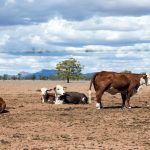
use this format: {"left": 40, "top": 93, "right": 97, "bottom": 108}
{"left": 1, "top": 47, "right": 150, "bottom": 75}
{"left": 1, "top": 0, "right": 150, "bottom": 25}
{"left": 1, "top": 0, "right": 150, "bottom": 74}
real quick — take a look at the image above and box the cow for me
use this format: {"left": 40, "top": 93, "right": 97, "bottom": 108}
{"left": 53, "top": 85, "right": 89, "bottom": 104}
{"left": 38, "top": 88, "right": 55, "bottom": 104}
{"left": 0, "top": 97, "right": 6, "bottom": 113}
{"left": 88, "top": 71, "right": 150, "bottom": 109}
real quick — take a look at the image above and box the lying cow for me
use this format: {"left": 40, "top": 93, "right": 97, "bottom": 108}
{"left": 38, "top": 88, "right": 55, "bottom": 104}
{"left": 89, "top": 71, "right": 150, "bottom": 109}
{"left": 0, "top": 97, "right": 6, "bottom": 113}
{"left": 53, "top": 85, "right": 89, "bottom": 104}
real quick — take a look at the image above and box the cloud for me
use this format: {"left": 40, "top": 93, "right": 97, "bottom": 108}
{"left": 0, "top": 34, "right": 10, "bottom": 46}
{"left": 4, "top": 0, "right": 16, "bottom": 6}
{"left": 1, "top": 16, "right": 150, "bottom": 55}
{"left": 1, "top": 47, "right": 150, "bottom": 75}
{"left": 0, "top": 0, "right": 150, "bottom": 74}
{"left": 1, "top": 0, "right": 150, "bottom": 26}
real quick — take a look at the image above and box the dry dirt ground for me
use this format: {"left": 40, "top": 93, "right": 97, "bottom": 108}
{"left": 0, "top": 80, "right": 150, "bottom": 150}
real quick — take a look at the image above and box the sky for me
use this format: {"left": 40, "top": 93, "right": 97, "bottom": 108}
{"left": 0, "top": 0, "right": 150, "bottom": 75}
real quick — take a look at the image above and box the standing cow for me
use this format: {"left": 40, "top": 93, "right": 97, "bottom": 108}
{"left": 89, "top": 71, "right": 150, "bottom": 109}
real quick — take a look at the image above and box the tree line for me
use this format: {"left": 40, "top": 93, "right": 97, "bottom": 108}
{"left": 0, "top": 74, "right": 91, "bottom": 81}
{"left": 0, "top": 58, "right": 133, "bottom": 83}
{"left": 0, "top": 58, "right": 92, "bottom": 82}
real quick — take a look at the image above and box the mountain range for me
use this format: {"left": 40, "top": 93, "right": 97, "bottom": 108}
{"left": 18, "top": 69, "right": 94, "bottom": 79}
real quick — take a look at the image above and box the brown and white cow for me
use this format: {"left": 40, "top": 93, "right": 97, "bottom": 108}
{"left": 89, "top": 71, "right": 150, "bottom": 109}
{"left": 38, "top": 85, "right": 89, "bottom": 104}
{"left": 38, "top": 88, "right": 55, "bottom": 104}
{"left": 0, "top": 97, "right": 6, "bottom": 113}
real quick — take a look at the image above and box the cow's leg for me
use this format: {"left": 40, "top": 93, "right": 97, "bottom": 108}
{"left": 125, "top": 88, "right": 134, "bottom": 108}
{"left": 121, "top": 93, "right": 126, "bottom": 108}
{"left": 41, "top": 95, "right": 45, "bottom": 103}
{"left": 96, "top": 90, "right": 104, "bottom": 109}
{"left": 126, "top": 98, "right": 131, "bottom": 108}
{"left": 125, "top": 92, "right": 132, "bottom": 108}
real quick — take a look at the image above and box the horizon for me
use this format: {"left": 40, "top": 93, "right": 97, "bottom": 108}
{"left": 0, "top": 0, "right": 150, "bottom": 75}
{"left": 0, "top": 68, "right": 146, "bottom": 76}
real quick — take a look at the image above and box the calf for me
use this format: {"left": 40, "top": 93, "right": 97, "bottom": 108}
{"left": 89, "top": 71, "right": 150, "bottom": 109}
{"left": 0, "top": 97, "right": 6, "bottom": 113}
{"left": 53, "top": 85, "right": 89, "bottom": 104}
{"left": 39, "top": 88, "right": 55, "bottom": 104}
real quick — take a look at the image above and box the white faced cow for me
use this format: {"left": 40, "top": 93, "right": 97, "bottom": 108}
{"left": 89, "top": 71, "right": 150, "bottom": 109}
{"left": 53, "top": 85, "right": 89, "bottom": 104}
{"left": 39, "top": 88, "right": 55, "bottom": 104}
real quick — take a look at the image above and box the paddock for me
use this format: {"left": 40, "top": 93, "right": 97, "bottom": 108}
{"left": 0, "top": 80, "right": 150, "bottom": 150}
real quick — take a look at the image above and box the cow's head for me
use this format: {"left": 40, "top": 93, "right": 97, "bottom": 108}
{"left": 41, "top": 88, "right": 48, "bottom": 95}
{"left": 40, "top": 88, "right": 51, "bottom": 103}
{"left": 53, "top": 85, "right": 66, "bottom": 96}
{"left": 141, "top": 73, "right": 150, "bottom": 86}
{"left": 146, "top": 73, "right": 150, "bottom": 85}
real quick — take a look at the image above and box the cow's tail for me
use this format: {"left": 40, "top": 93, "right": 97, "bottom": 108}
{"left": 88, "top": 73, "right": 96, "bottom": 104}
{"left": 88, "top": 90, "right": 92, "bottom": 104}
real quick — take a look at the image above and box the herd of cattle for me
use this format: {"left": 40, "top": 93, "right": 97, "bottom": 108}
{"left": 0, "top": 71, "right": 150, "bottom": 113}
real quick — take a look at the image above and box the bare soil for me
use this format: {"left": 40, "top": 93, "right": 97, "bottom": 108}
{"left": 0, "top": 80, "right": 150, "bottom": 150}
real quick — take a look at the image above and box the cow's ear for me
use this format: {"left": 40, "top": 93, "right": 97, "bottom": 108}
{"left": 36, "top": 89, "right": 41, "bottom": 92}
{"left": 47, "top": 89, "right": 53, "bottom": 91}
{"left": 142, "top": 74, "right": 147, "bottom": 79}
{"left": 63, "top": 87, "right": 67, "bottom": 90}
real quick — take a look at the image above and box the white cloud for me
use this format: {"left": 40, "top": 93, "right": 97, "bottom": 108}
{"left": 1, "top": 15, "right": 150, "bottom": 53}
{"left": 0, "top": 34, "right": 10, "bottom": 46}
{"left": 5, "top": 0, "right": 16, "bottom": 6}
{"left": 27, "top": 0, "right": 34, "bottom": 3}
{"left": 30, "top": 35, "right": 45, "bottom": 45}
{"left": 1, "top": 0, "right": 150, "bottom": 26}
{"left": 1, "top": 1, "right": 150, "bottom": 74}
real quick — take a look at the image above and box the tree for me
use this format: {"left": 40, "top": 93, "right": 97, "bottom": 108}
{"left": 30, "top": 74, "right": 36, "bottom": 80}
{"left": 3, "top": 74, "right": 8, "bottom": 80}
{"left": 39, "top": 75, "right": 47, "bottom": 80}
{"left": 11, "top": 75, "right": 17, "bottom": 80}
{"left": 0, "top": 76, "right": 3, "bottom": 80}
{"left": 121, "top": 70, "right": 132, "bottom": 74}
{"left": 17, "top": 73, "right": 22, "bottom": 80}
{"left": 56, "top": 58, "right": 84, "bottom": 83}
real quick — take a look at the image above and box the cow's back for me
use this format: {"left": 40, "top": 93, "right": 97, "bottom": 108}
{"left": 62, "top": 92, "right": 88, "bottom": 104}
{"left": 93, "top": 71, "right": 129, "bottom": 90}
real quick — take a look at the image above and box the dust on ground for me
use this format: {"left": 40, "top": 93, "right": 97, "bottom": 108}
{"left": 0, "top": 80, "right": 150, "bottom": 150}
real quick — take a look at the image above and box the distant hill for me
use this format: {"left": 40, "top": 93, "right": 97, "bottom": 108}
{"left": 16, "top": 69, "right": 94, "bottom": 79}
{"left": 83, "top": 72, "right": 95, "bottom": 76}
{"left": 18, "top": 71, "right": 31, "bottom": 77}
{"left": 34, "top": 69, "right": 57, "bottom": 78}
{"left": 17, "top": 69, "right": 57, "bottom": 79}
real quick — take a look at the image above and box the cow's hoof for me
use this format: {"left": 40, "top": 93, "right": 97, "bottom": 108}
{"left": 96, "top": 103, "right": 101, "bottom": 109}
{"left": 121, "top": 106, "right": 126, "bottom": 109}
{"left": 96, "top": 107, "right": 101, "bottom": 109}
